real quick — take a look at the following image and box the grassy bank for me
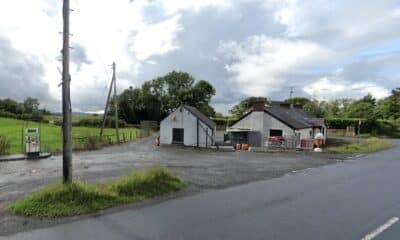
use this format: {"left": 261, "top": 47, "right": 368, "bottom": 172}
{"left": 8, "top": 167, "right": 186, "bottom": 218}
{"left": 327, "top": 137, "right": 393, "bottom": 154}
{"left": 0, "top": 117, "right": 141, "bottom": 154}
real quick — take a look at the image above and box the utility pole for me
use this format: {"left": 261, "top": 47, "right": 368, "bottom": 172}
{"left": 113, "top": 62, "right": 120, "bottom": 144}
{"left": 100, "top": 75, "right": 114, "bottom": 137}
{"left": 289, "top": 87, "right": 295, "bottom": 99}
{"left": 100, "top": 62, "right": 120, "bottom": 144}
{"left": 62, "top": 0, "right": 72, "bottom": 182}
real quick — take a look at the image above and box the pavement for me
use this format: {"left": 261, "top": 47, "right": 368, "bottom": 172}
{"left": 0, "top": 153, "right": 52, "bottom": 162}
{"left": 0, "top": 135, "right": 363, "bottom": 237}
{"left": 1, "top": 139, "right": 400, "bottom": 240}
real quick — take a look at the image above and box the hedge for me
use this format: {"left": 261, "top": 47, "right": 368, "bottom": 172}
{"left": 54, "top": 117, "right": 127, "bottom": 128}
{"left": 325, "top": 118, "right": 397, "bottom": 135}
{"left": 211, "top": 117, "right": 238, "bottom": 126}
{"left": 0, "top": 110, "right": 45, "bottom": 122}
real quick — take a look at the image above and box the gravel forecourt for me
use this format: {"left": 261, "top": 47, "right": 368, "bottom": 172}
{"left": 0, "top": 135, "right": 351, "bottom": 236}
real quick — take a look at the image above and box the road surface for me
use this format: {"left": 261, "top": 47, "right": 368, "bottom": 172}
{"left": 3, "top": 140, "right": 400, "bottom": 240}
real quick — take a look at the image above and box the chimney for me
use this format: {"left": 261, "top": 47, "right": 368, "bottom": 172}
{"left": 250, "top": 101, "right": 267, "bottom": 112}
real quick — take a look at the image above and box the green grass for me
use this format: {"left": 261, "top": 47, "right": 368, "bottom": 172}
{"left": 0, "top": 117, "right": 141, "bottom": 154}
{"left": 8, "top": 167, "right": 186, "bottom": 218}
{"left": 327, "top": 137, "right": 393, "bottom": 154}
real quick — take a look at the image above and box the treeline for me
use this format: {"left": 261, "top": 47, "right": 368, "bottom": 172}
{"left": 284, "top": 89, "right": 400, "bottom": 120}
{"left": 113, "top": 71, "right": 216, "bottom": 124}
{"left": 229, "top": 88, "right": 400, "bottom": 121}
{"left": 0, "top": 97, "right": 50, "bottom": 122}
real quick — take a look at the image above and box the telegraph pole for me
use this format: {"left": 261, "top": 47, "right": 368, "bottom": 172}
{"left": 112, "top": 62, "right": 120, "bottom": 144}
{"left": 100, "top": 76, "right": 114, "bottom": 137}
{"left": 289, "top": 87, "right": 295, "bottom": 99}
{"left": 62, "top": 0, "right": 72, "bottom": 182}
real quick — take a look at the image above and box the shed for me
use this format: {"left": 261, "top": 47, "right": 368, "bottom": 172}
{"left": 228, "top": 101, "right": 327, "bottom": 148}
{"left": 160, "top": 105, "right": 216, "bottom": 148}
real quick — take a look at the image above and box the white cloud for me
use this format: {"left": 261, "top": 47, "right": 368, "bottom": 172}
{"left": 219, "top": 35, "right": 337, "bottom": 96}
{"left": 303, "top": 76, "right": 391, "bottom": 101}
{"left": 129, "top": 14, "right": 183, "bottom": 60}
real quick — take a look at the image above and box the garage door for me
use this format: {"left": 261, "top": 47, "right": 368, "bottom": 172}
{"left": 172, "top": 128, "right": 184, "bottom": 144}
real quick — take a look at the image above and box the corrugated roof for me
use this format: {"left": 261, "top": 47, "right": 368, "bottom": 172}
{"left": 264, "top": 105, "right": 314, "bottom": 129}
{"left": 183, "top": 105, "right": 216, "bottom": 129}
{"left": 230, "top": 102, "right": 325, "bottom": 129}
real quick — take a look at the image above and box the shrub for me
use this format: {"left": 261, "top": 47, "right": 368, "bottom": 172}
{"left": 0, "top": 135, "right": 11, "bottom": 155}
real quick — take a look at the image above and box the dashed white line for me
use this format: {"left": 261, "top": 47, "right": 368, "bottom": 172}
{"left": 361, "top": 217, "right": 399, "bottom": 240}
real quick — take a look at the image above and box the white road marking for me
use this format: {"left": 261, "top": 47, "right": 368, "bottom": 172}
{"left": 361, "top": 217, "right": 399, "bottom": 240}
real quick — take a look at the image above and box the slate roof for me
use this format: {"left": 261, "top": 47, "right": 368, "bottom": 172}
{"left": 230, "top": 102, "right": 325, "bottom": 130}
{"left": 183, "top": 105, "right": 216, "bottom": 129}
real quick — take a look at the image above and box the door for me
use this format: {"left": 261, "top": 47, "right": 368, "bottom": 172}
{"left": 172, "top": 128, "right": 184, "bottom": 144}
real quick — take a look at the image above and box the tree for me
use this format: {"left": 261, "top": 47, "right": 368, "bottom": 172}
{"left": 303, "top": 100, "right": 325, "bottom": 117}
{"left": 229, "top": 96, "right": 268, "bottom": 118}
{"left": 284, "top": 97, "right": 311, "bottom": 106}
{"left": 23, "top": 97, "right": 40, "bottom": 114}
{"left": 344, "top": 94, "right": 376, "bottom": 119}
{"left": 117, "top": 71, "right": 216, "bottom": 123}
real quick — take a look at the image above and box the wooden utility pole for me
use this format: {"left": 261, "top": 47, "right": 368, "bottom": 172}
{"left": 289, "top": 87, "right": 295, "bottom": 99}
{"left": 113, "top": 62, "right": 120, "bottom": 144}
{"left": 100, "top": 75, "right": 114, "bottom": 137}
{"left": 62, "top": 0, "right": 72, "bottom": 182}
{"left": 100, "top": 62, "right": 120, "bottom": 144}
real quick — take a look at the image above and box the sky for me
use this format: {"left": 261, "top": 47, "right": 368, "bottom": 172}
{"left": 0, "top": 0, "right": 399, "bottom": 115}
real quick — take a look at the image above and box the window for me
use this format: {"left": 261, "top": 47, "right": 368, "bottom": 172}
{"left": 269, "top": 129, "right": 283, "bottom": 137}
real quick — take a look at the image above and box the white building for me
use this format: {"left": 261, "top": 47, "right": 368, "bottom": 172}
{"left": 160, "top": 105, "right": 216, "bottom": 148}
{"left": 228, "top": 101, "right": 327, "bottom": 148}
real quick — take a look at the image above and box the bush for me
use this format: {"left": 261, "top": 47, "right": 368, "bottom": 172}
{"left": 0, "top": 135, "right": 11, "bottom": 155}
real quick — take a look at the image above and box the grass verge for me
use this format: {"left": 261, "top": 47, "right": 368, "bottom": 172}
{"left": 326, "top": 137, "right": 393, "bottom": 154}
{"left": 8, "top": 167, "right": 185, "bottom": 218}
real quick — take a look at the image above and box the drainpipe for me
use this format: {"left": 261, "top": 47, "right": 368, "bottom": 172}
{"left": 197, "top": 118, "right": 199, "bottom": 148}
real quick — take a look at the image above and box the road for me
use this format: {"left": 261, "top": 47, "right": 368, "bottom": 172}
{"left": 3, "top": 140, "right": 400, "bottom": 240}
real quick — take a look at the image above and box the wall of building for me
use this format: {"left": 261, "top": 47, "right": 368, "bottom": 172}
{"left": 160, "top": 106, "right": 215, "bottom": 147}
{"left": 263, "top": 113, "right": 296, "bottom": 141}
{"left": 296, "top": 128, "right": 314, "bottom": 140}
{"left": 231, "top": 112, "right": 264, "bottom": 132}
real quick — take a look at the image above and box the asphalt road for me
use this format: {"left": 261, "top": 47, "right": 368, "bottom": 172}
{"left": 3, "top": 140, "right": 400, "bottom": 240}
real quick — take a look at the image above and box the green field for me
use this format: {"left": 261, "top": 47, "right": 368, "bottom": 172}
{"left": 0, "top": 117, "right": 141, "bottom": 154}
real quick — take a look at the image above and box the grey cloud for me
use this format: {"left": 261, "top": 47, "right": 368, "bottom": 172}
{"left": 0, "top": 36, "right": 51, "bottom": 103}
{"left": 71, "top": 43, "right": 92, "bottom": 71}
{"left": 132, "top": 1, "right": 283, "bottom": 107}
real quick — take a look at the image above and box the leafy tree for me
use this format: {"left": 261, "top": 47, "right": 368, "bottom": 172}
{"left": 303, "top": 100, "right": 325, "bottom": 117}
{"left": 344, "top": 94, "right": 376, "bottom": 119}
{"left": 23, "top": 97, "right": 40, "bottom": 114}
{"left": 229, "top": 96, "right": 268, "bottom": 118}
{"left": 117, "top": 71, "right": 216, "bottom": 124}
{"left": 284, "top": 97, "right": 311, "bottom": 106}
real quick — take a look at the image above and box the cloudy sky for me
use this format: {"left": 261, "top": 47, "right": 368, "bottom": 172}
{"left": 0, "top": 0, "right": 399, "bottom": 114}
